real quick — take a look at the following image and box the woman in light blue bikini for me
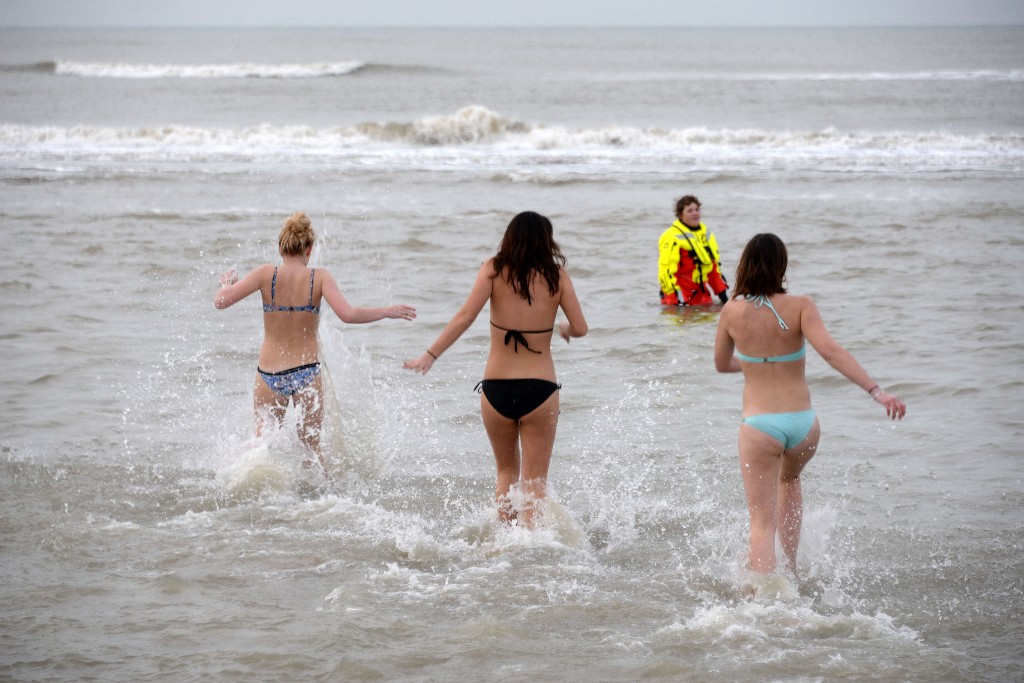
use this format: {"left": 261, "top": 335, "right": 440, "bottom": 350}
{"left": 214, "top": 211, "right": 416, "bottom": 474}
{"left": 714, "top": 233, "right": 906, "bottom": 576}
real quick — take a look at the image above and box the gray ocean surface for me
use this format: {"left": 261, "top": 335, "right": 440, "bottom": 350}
{"left": 1, "top": 27, "right": 1022, "bottom": 681}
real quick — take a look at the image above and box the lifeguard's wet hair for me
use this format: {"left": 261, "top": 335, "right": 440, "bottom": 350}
{"left": 732, "top": 232, "right": 789, "bottom": 298}
{"left": 492, "top": 211, "right": 566, "bottom": 305}
{"left": 675, "top": 194, "right": 701, "bottom": 218}
{"left": 279, "top": 211, "right": 315, "bottom": 256}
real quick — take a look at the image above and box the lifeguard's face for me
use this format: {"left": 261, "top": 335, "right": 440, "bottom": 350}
{"left": 678, "top": 202, "right": 701, "bottom": 228}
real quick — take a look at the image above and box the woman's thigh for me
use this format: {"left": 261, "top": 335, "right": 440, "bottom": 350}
{"left": 738, "top": 423, "right": 785, "bottom": 510}
{"left": 517, "top": 391, "right": 559, "bottom": 482}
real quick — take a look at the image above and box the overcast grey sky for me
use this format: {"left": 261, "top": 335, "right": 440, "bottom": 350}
{"left": 0, "top": 0, "right": 1021, "bottom": 28}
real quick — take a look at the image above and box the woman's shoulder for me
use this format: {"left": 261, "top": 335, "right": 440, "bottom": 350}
{"left": 781, "top": 292, "right": 815, "bottom": 307}
{"left": 778, "top": 293, "right": 819, "bottom": 323}
{"left": 555, "top": 265, "right": 576, "bottom": 294}
{"left": 719, "top": 296, "right": 745, "bottom": 320}
{"left": 253, "top": 263, "right": 276, "bottom": 279}
{"left": 310, "top": 268, "right": 343, "bottom": 296}
{"left": 479, "top": 257, "right": 499, "bottom": 276}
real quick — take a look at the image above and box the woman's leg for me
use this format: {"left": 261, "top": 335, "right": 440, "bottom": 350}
{"left": 253, "top": 375, "right": 287, "bottom": 438}
{"left": 294, "top": 374, "right": 326, "bottom": 473}
{"left": 480, "top": 395, "right": 521, "bottom": 523}
{"left": 777, "top": 420, "right": 819, "bottom": 575}
{"left": 516, "top": 391, "right": 559, "bottom": 527}
{"left": 738, "top": 424, "right": 785, "bottom": 574}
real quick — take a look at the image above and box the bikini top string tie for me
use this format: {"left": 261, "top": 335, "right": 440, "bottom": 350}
{"left": 490, "top": 321, "right": 550, "bottom": 355}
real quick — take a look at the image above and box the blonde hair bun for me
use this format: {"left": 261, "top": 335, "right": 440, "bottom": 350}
{"left": 279, "top": 211, "right": 315, "bottom": 256}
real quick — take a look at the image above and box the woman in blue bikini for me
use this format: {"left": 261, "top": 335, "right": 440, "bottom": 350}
{"left": 214, "top": 211, "right": 416, "bottom": 475}
{"left": 714, "top": 233, "right": 906, "bottom": 576}
{"left": 404, "top": 211, "right": 588, "bottom": 527}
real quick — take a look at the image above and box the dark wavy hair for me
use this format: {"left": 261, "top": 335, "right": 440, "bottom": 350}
{"left": 732, "top": 233, "right": 788, "bottom": 298}
{"left": 674, "top": 194, "right": 701, "bottom": 218}
{"left": 492, "top": 211, "right": 566, "bottom": 304}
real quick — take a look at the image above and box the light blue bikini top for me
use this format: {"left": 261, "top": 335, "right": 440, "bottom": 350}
{"left": 263, "top": 267, "right": 320, "bottom": 314}
{"left": 735, "top": 294, "right": 806, "bottom": 363}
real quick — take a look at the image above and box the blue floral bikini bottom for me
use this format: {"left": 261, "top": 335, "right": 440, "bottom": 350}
{"left": 257, "top": 363, "right": 321, "bottom": 397}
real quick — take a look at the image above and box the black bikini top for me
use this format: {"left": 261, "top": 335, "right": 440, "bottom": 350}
{"left": 490, "top": 320, "right": 553, "bottom": 355}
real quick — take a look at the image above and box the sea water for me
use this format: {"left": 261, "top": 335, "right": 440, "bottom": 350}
{"left": 1, "top": 27, "right": 1022, "bottom": 681}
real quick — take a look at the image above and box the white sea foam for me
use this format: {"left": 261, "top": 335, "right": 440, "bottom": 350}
{"left": 596, "top": 69, "right": 1024, "bottom": 83}
{"left": 216, "top": 441, "right": 292, "bottom": 499}
{"left": 677, "top": 601, "right": 921, "bottom": 644}
{"left": 2, "top": 106, "right": 1020, "bottom": 172}
{"left": 54, "top": 60, "right": 366, "bottom": 79}
{"left": 759, "top": 69, "right": 1024, "bottom": 82}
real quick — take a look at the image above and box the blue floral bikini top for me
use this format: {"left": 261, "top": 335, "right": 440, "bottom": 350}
{"left": 263, "top": 267, "right": 320, "bottom": 314}
{"left": 735, "top": 294, "right": 806, "bottom": 363}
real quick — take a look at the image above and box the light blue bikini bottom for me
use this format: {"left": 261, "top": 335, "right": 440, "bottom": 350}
{"left": 741, "top": 409, "right": 817, "bottom": 450}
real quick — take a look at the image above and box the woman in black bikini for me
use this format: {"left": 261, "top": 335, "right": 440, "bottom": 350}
{"left": 215, "top": 211, "right": 417, "bottom": 477}
{"left": 404, "top": 211, "right": 588, "bottom": 526}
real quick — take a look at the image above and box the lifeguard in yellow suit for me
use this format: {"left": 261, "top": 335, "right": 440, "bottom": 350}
{"left": 658, "top": 195, "right": 729, "bottom": 306}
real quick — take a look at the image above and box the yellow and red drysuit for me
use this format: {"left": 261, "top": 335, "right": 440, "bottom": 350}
{"left": 658, "top": 220, "right": 728, "bottom": 306}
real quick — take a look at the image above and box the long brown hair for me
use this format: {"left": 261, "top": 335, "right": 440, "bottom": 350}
{"left": 732, "top": 233, "right": 788, "bottom": 298}
{"left": 492, "top": 211, "right": 566, "bottom": 304}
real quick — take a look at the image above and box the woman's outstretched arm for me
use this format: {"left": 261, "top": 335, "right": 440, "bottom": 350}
{"left": 801, "top": 297, "right": 906, "bottom": 419}
{"left": 214, "top": 265, "right": 269, "bottom": 309}
{"left": 321, "top": 271, "right": 416, "bottom": 324}
{"left": 404, "top": 260, "right": 493, "bottom": 375}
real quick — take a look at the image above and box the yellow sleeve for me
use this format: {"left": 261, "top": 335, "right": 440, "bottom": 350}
{"left": 658, "top": 228, "right": 682, "bottom": 294}
{"left": 707, "top": 230, "right": 722, "bottom": 265}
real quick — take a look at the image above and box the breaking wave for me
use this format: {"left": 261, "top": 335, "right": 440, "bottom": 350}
{"left": 1, "top": 106, "right": 1020, "bottom": 172}
{"left": 8, "top": 61, "right": 1022, "bottom": 83}
{"left": 50, "top": 60, "right": 367, "bottom": 79}
{"left": 606, "top": 69, "right": 1024, "bottom": 83}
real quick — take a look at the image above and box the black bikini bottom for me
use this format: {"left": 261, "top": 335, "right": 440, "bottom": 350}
{"left": 475, "top": 379, "right": 561, "bottom": 421}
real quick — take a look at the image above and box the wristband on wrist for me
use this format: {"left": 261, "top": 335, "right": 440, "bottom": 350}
{"left": 426, "top": 349, "right": 438, "bottom": 360}
{"left": 868, "top": 385, "right": 882, "bottom": 399}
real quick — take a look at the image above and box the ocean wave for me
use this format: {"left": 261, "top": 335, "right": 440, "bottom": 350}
{"left": 1, "top": 106, "right": 1021, "bottom": 171}
{"left": 52, "top": 60, "right": 366, "bottom": 79}
{"left": 13, "top": 61, "right": 1018, "bottom": 82}
{"left": 763, "top": 69, "right": 1024, "bottom": 82}
{"left": 602, "top": 69, "right": 1024, "bottom": 83}
{"left": 0, "top": 61, "right": 59, "bottom": 74}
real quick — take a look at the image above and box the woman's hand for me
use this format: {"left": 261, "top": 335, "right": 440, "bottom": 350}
{"left": 219, "top": 268, "right": 238, "bottom": 286}
{"left": 403, "top": 352, "right": 435, "bottom": 375}
{"left": 874, "top": 391, "right": 907, "bottom": 420}
{"left": 386, "top": 304, "right": 417, "bottom": 321}
{"left": 558, "top": 321, "right": 572, "bottom": 342}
